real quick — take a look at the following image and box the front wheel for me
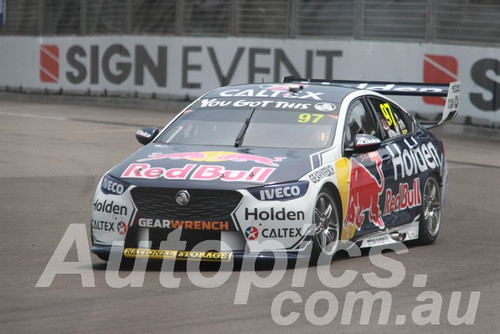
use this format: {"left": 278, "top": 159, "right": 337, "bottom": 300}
{"left": 417, "top": 175, "right": 442, "bottom": 245}
{"left": 311, "top": 189, "right": 341, "bottom": 263}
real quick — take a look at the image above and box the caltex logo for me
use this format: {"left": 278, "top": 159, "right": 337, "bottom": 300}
{"left": 245, "top": 226, "right": 259, "bottom": 240}
{"left": 117, "top": 221, "right": 127, "bottom": 235}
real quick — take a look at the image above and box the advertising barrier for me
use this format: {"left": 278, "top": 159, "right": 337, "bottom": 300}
{"left": 0, "top": 36, "right": 498, "bottom": 126}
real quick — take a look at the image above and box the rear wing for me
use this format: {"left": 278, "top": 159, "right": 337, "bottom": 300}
{"left": 282, "top": 77, "right": 460, "bottom": 128}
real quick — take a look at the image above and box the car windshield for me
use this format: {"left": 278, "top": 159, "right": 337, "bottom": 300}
{"left": 155, "top": 107, "right": 338, "bottom": 149}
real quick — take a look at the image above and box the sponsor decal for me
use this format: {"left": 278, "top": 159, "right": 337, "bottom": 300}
{"left": 355, "top": 82, "right": 448, "bottom": 94}
{"left": 245, "top": 226, "right": 259, "bottom": 240}
{"left": 136, "top": 129, "right": 152, "bottom": 138}
{"left": 40, "top": 44, "right": 59, "bottom": 83}
{"left": 123, "top": 248, "right": 233, "bottom": 262}
{"left": 91, "top": 219, "right": 116, "bottom": 232}
{"left": 122, "top": 163, "right": 275, "bottom": 183}
{"left": 93, "top": 199, "right": 128, "bottom": 215}
{"left": 314, "top": 102, "right": 336, "bottom": 112}
{"left": 249, "top": 182, "right": 308, "bottom": 201}
{"left": 308, "top": 165, "right": 335, "bottom": 183}
{"left": 199, "top": 98, "right": 313, "bottom": 109}
{"left": 138, "top": 151, "right": 285, "bottom": 167}
{"left": 117, "top": 221, "right": 128, "bottom": 235}
{"left": 355, "top": 135, "right": 380, "bottom": 147}
{"left": 423, "top": 54, "right": 458, "bottom": 106}
{"left": 384, "top": 179, "right": 422, "bottom": 216}
{"left": 101, "top": 174, "right": 128, "bottom": 195}
{"left": 387, "top": 138, "right": 441, "bottom": 181}
{"left": 92, "top": 219, "right": 129, "bottom": 235}
{"left": 219, "top": 88, "right": 324, "bottom": 100}
{"left": 138, "top": 218, "right": 229, "bottom": 231}
{"left": 343, "top": 151, "right": 385, "bottom": 237}
{"left": 245, "top": 208, "right": 305, "bottom": 221}
{"left": 364, "top": 234, "right": 392, "bottom": 247}
{"left": 261, "top": 227, "right": 302, "bottom": 238}
{"left": 245, "top": 226, "right": 303, "bottom": 239}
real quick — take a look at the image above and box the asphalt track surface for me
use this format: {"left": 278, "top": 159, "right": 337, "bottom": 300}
{"left": 1, "top": 98, "right": 499, "bottom": 333}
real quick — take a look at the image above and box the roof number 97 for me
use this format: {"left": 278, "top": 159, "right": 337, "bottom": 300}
{"left": 298, "top": 113, "right": 324, "bottom": 123}
{"left": 380, "top": 103, "right": 396, "bottom": 127}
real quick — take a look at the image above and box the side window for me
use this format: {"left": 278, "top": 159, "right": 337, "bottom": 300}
{"left": 368, "top": 98, "right": 410, "bottom": 139}
{"left": 343, "top": 99, "right": 377, "bottom": 149}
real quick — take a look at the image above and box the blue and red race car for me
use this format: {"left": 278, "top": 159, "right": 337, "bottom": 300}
{"left": 91, "top": 77, "right": 460, "bottom": 263}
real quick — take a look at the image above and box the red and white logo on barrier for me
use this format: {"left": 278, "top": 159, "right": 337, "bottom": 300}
{"left": 40, "top": 44, "right": 59, "bottom": 83}
{"left": 423, "top": 54, "right": 458, "bottom": 106}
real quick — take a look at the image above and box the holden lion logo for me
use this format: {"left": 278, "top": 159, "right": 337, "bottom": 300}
{"left": 175, "top": 190, "right": 190, "bottom": 206}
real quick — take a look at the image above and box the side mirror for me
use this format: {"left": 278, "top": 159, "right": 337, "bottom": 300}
{"left": 135, "top": 127, "right": 160, "bottom": 145}
{"left": 348, "top": 134, "right": 381, "bottom": 155}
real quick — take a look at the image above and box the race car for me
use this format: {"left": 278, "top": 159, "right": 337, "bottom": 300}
{"left": 91, "top": 77, "right": 460, "bottom": 264}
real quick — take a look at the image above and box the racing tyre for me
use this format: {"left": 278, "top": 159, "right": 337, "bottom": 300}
{"left": 417, "top": 175, "right": 442, "bottom": 245}
{"left": 311, "top": 188, "right": 341, "bottom": 264}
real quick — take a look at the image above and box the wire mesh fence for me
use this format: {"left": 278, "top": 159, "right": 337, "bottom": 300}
{"left": 1, "top": 0, "right": 499, "bottom": 46}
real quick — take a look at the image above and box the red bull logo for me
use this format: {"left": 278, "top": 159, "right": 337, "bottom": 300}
{"left": 138, "top": 151, "right": 285, "bottom": 167}
{"left": 343, "top": 151, "right": 385, "bottom": 233}
{"left": 122, "top": 163, "right": 275, "bottom": 183}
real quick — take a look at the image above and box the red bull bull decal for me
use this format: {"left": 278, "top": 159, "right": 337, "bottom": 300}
{"left": 121, "top": 163, "right": 275, "bottom": 183}
{"left": 138, "top": 151, "right": 285, "bottom": 167}
{"left": 343, "top": 151, "right": 385, "bottom": 236}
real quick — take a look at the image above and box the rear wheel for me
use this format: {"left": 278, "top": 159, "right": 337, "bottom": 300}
{"left": 311, "top": 188, "right": 341, "bottom": 263}
{"left": 417, "top": 175, "right": 442, "bottom": 244}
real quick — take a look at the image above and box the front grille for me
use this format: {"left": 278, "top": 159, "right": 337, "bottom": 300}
{"left": 130, "top": 187, "right": 242, "bottom": 219}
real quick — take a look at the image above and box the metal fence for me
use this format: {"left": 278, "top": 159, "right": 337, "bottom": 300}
{"left": 1, "top": 0, "right": 499, "bottom": 46}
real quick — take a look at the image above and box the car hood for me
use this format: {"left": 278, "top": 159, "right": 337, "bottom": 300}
{"left": 108, "top": 144, "right": 323, "bottom": 190}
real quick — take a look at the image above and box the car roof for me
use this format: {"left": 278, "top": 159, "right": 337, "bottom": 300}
{"left": 202, "top": 82, "right": 359, "bottom": 104}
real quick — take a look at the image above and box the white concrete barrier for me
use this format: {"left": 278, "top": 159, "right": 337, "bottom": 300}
{"left": 0, "top": 36, "right": 498, "bottom": 126}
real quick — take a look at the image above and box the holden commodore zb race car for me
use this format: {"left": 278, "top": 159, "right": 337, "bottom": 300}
{"left": 91, "top": 77, "right": 460, "bottom": 264}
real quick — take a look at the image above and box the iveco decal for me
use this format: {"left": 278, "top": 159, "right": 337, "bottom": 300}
{"left": 101, "top": 175, "right": 128, "bottom": 195}
{"left": 249, "top": 182, "right": 308, "bottom": 201}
